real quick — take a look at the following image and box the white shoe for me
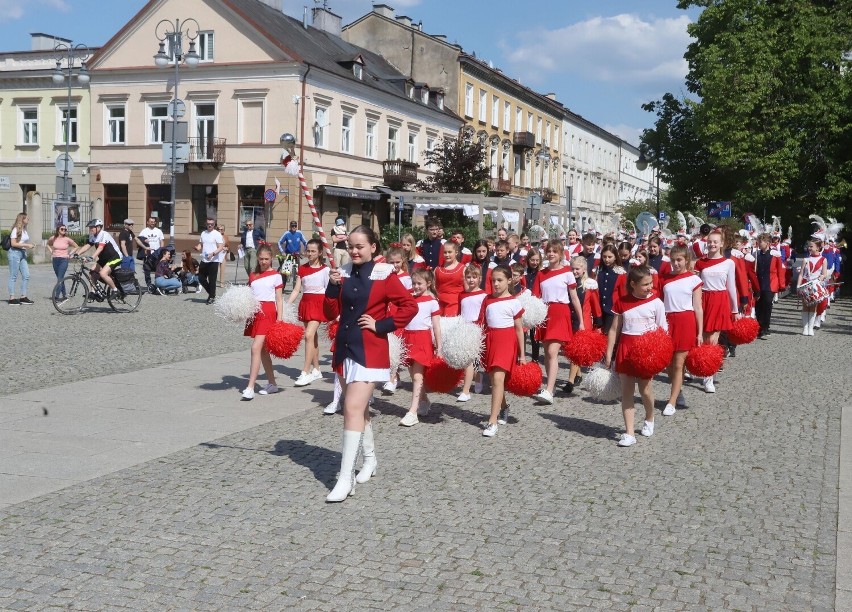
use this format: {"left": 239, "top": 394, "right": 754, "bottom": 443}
{"left": 355, "top": 422, "right": 377, "bottom": 484}
{"left": 310, "top": 368, "right": 322, "bottom": 382}
{"left": 683, "top": 372, "right": 693, "bottom": 382}
{"left": 382, "top": 381, "right": 397, "bottom": 395}
{"left": 474, "top": 380, "right": 483, "bottom": 394}
{"left": 641, "top": 420, "right": 655, "bottom": 437}
{"left": 323, "top": 400, "right": 340, "bottom": 415}
{"left": 326, "top": 430, "right": 361, "bottom": 502}
{"left": 617, "top": 433, "right": 636, "bottom": 447}
{"left": 676, "top": 391, "right": 686, "bottom": 407}
{"left": 294, "top": 372, "right": 310, "bottom": 387}
{"left": 482, "top": 423, "right": 498, "bottom": 437}
{"left": 532, "top": 389, "right": 554, "bottom": 405}
{"left": 399, "top": 412, "right": 419, "bottom": 427}
{"left": 241, "top": 387, "right": 255, "bottom": 401}
{"left": 258, "top": 384, "right": 279, "bottom": 395}
{"left": 417, "top": 398, "right": 431, "bottom": 416}
{"left": 457, "top": 393, "right": 471, "bottom": 402}
{"left": 663, "top": 403, "right": 676, "bottom": 416}
{"left": 703, "top": 377, "right": 716, "bottom": 393}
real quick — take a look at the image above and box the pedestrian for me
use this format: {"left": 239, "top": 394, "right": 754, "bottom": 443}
{"left": 399, "top": 268, "right": 441, "bottom": 427}
{"left": 477, "top": 265, "right": 526, "bottom": 437}
{"left": 217, "top": 223, "right": 231, "bottom": 289}
{"left": 138, "top": 217, "right": 164, "bottom": 291}
{"left": 419, "top": 218, "right": 444, "bottom": 269}
{"left": 70, "top": 219, "right": 122, "bottom": 294}
{"left": 380, "top": 245, "right": 412, "bottom": 396}
{"left": 117, "top": 219, "right": 136, "bottom": 270}
{"left": 7, "top": 213, "right": 35, "bottom": 305}
{"left": 278, "top": 221, "right": 307, "bottom": 289}
{"left": 753, "top": 233, "right": 786, "bottom": 337}
{"left": 241, "top": 244, "right": 283, "bottom": 400}
{"left": 177, "top": 250, "right": 199, "bottom": 292}
{"left": 531, "top": 241, "right": 585, "bottom": 405}
{"left": 798, "top": 239, "right": 828, "bottom": 336}
{"left": 401, "top": 233, "right": 426, "bottom": 271}
{"left": 331, "top": 217, "right": 350, "bottom": 267}
{"left": 288, "top": 238, "right": 330, "bottom": 387}
{"left": 153, "top": 249, "right": 182, "bottom": 294}
{"left": 661, "top": 244, "right": 703, "bottom": 416}
{"left": 604, "top": 266, "right": 668, "bottom": 447}
{"left": 322, "top": 225, "right": 417, "bottom": 503}
{"left": 563, "top": 256, "right": 602, "bottom": 394}
{"left": 470, "top": 239, "right": 491, "bottom": 290}
{"left": 457, "top": 265, "right": 487, "bottom": 402}
{"left": 47, "top": 224, "right": 78, "bottom": 299}
{"left": 524, "top": 249, "right": 543, "bottom": 361}
{"left": 240, "top": 218, "right": 265, "bottom": 279}
{"left": 435, "top": 240, "right": 464, "bottom": 316}
{"left": 597, "top": 244, "right": 627, "bottom": 334}
{"left": 195, "top": 217, "right": 225, "bottom": 304}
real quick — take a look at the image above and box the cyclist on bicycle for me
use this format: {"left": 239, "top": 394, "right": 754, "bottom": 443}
{"left": 278, "top": 221, "right": 307, "bottom": 288}
{"left": 71, "top": 219, "right": 122, "bottom": 293}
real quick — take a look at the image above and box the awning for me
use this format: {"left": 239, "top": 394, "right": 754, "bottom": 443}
{"left": 502, "top": 210, "right": 519, "bottom": 224}
{"left": 319, "top": 185, "right": 382, "bottom": 201}
{"left": 412, "top": 202, "right": 482, "bottom": 218}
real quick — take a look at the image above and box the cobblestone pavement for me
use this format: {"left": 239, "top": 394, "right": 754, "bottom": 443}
{"left": 0, "top": 295, "right": 849, "bottom": 610}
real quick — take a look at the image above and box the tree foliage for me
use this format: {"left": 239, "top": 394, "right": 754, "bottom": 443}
{"left": 416, "top": 133, "right": 489, "bottom": 194}
{"left": 642, "top": 0, "right": 852, "bottom": 239}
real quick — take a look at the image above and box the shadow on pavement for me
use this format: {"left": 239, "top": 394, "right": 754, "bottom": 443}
{"left": 198, "top": 375, "right": 251, "bottom": 391}
{"left": 539, "top": 412, "right": 618, "bottom": 439}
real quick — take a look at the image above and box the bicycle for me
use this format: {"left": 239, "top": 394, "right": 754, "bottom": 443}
{"left": 276, "top": 252, "right": 299, "bottom": 288}
{"left": 52, "top": 255, "right": 142, "bottom": 315}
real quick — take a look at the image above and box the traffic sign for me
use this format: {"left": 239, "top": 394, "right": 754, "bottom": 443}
{"left": 264, "top": 189, "right": 277, "bottom": 203}
{"left": 167, "top": 99, "right": 186, "bottom": 119}
{"left": 55, "top": 153, "right": 74, "bottom": 175}
{"left": 659, "top": 212, "right": 667, "bottom": 220}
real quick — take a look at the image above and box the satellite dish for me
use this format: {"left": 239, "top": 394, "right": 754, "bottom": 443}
{"left": 635, "top": 212, "right": 659, "bottom": 237}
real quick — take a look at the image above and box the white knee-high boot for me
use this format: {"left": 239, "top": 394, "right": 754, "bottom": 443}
{"left": 356, "top": 421, "right": 377, "bottom": 484}
{"left": 326, "top": 430, "right": 362, "bottom": 502}
{"left": 808, "top": 312, "right": 817, "bottom": 334}
{"left": 802, "top": 312, "right": 810, "bottom": 335}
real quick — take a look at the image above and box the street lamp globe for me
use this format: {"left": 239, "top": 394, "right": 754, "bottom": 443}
{"left": 184, "top": 41, "right": 200, "bottom": 67}
{"left": 52, "top": 62, "right": 64, "bottom": 84}
{"left": 76, "top": 64, "right": 90, "bottom": 84}
{"left": 635, "top": 150, "right": 649, "bottom": 172}
{"left": 153, "top": 42, "right": 169, "bottom": 68}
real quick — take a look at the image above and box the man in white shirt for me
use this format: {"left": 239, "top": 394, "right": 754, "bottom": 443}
{"left": 195, "top": 217, "right": 225, "bottom": 304}
{"left": 138, "top": 217, "right": 165, "bottom": 290}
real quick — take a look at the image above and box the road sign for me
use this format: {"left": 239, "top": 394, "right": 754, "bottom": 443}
{"left": 708, "top": 201, "right": 732, "bottom": 218}
{"left": 162, "top": 143, "right": 190, "bottom": 164}
{"left": 659, "top": 212, "right": 667, "bottom": 220}
{"left": 167, "top": 99, "right": 186, "bottom": 119}
{"left": 264, "top": 189, "right": 277, "bottom": 203}
{"left": 55, "top": 153, "right": 74, "bottom": 175}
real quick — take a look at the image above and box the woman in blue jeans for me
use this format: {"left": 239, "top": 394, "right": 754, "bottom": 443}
{"left": 7, "top": 213, "right": 35, "bottom": 305}
{"left": 47, "top": 225, "right": 79, "bottom": 299}
{"left": 154, "top": 249, "right": 182, "bottom": 294}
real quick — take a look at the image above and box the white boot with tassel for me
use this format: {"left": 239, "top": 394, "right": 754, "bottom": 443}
{"left": 326, "top": 430, "right": 362, "bottom": 503}
{"left": 356, "top": 421, "right": 377, "bottom": 484}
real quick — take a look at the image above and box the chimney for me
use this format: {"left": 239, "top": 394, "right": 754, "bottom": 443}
{"left": 544, "top": 92, "right": 557, "bottom": 100}
{"left": 433, "top": 34, "right": 447, "bottom": 42}
{"left": 372, "top": 3, "right": 394, "bottom": 18}
{"left": 396, "top": 15, "right": 412, "bottom": 27}
{"left": 30, "top": 32, "right": 71, "bottom": 51}
{"left": 256, "top": 0, "right": 284, "bottom": 11}
{"left": 313, "top": 6, "right": 342, "bottom": 36}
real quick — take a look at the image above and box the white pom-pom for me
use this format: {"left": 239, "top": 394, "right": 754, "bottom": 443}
{"left": 517, "top": 293, "right": 548, "bottom": 328}
{"left": 585, "top": 366, "right": 621, "bottom": 401}
{"left": 281, "top": 302, "right": 300, "bottom": 324}
{"left": 388, "top": 333, "right": 408, "bottom": 373}
{"left": 440, "top": 316, "right": 462, "bottom": 336}
{"left": 214, "top": 285, "right": 260, "bottom": 323}
{"left": 441, "top": 318, "right": 484, "bottom": 369}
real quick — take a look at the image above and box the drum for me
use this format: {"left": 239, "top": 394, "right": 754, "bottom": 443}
{"left": 797, "top": 280, "right": 828, "bottom": 306}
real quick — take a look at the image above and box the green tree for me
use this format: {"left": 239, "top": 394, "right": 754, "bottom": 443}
{"left": 416, "top": 132, "right": 489, "bottom": 194}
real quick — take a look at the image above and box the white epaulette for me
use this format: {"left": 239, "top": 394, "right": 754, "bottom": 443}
{"left": 339, "top": 261, "right": 395, "bottom": 280}
{"left": 584, "top": 278, "right": 599, "bottom": 291}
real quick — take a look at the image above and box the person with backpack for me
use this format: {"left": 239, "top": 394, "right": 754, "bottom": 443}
{"left": 6, "top": 213, "right": 36, "bottom": 305}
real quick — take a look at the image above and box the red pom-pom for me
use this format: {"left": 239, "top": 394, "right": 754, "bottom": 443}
{"left": 423, "top": 357, "right": 464, "bottom": 393}
{"left": 685, "top": 343, "right": 725, "bottom": 377}
{"left": 727, "top": 317, "right": 760, "bottom": 345}
{"left": 562, "top": 330, "right": 607, "bottom": 366}
{"left": 265, "top": 321, "right": 305, "bottom": 359}
{"left": 505, "top": 361, "right": 543, "bottom": 396}
{"left": 624, "top": 328, "right": 674, "bottom": 379}
{"left": 323, "top": 320, "right": 339, "bottom": 342}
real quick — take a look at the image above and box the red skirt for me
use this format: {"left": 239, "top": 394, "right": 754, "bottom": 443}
{"left": 702, "top": 290, "right": 733, "bottom": 333}
{"left": 244, "top": 301, "right": 278, "bottom": 337}
{"left": 402, "top": 329, "right": 434, "bottom": 366}
{"left": 536, "top": 302, "right": 573, "bottom": 342}
{"left": 484, "top": 327, "right": 518, "bottom": 373}
{"left": 439, "top": 301, "right": 460, "bottom": 317}
{"left": 666, "top": 310, "right": 698, "bottom": 352}
{"left": 614, "top": 333, "right": 645, "bottom": 378}
{"left": 298, "top": 293, "right": 329, "bottom": 323}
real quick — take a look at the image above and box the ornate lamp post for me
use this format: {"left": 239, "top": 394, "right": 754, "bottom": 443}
{"left": 635, "top": 149, "right": 661, "bottom": 220}
{"left": 52, "top": 42, "right": 90, "bottom": 201}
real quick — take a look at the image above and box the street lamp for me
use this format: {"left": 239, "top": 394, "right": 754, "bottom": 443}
{"left": 536, "top": 148, "right": 551, "bottom": 195}
{"left": 52, "top": 42, "right": 90, "bottom": 202}
{"left": 635, "top": 149, "right": 660, "bottom": 220}
{"left": 154, "top": 18, "right": 200, "bottom": 247}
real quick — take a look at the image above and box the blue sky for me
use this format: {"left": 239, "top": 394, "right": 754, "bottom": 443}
{"left": 0, "top": 0, "right": 701, "bottom": 145}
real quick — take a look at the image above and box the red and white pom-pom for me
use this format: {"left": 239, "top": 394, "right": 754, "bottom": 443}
{"left": 517, "top": 292, "right": 548, "bottom": 328}
{"left": 562, "top": 330, "right": 607, "bottom": 367}
{"left": 585, "top": 366, "right": 621, "bottom": 401}
{"left": 624, "top": 328, "right": 674, "bottom": 379}
{"left": 727, "top": 317, "right": 760, "bottom": 345}
{"left": 441, "top": 318, "right": 484, "bottom": 370}
{"left": 505, "top": 361, "right": 543, "bottom": 397}
{"left": 685, "top": 343, "right": 725, "bottom": 377}
{"left": 388, "top": 332, "right": 408, "bottom": 373}
{"left": 323, "top": 320, "right": 339, "bottom": 342}
{"left": 265, "top": 321, "right": 305, "bottom": 359}
{"left": 423, "top": 356, "right": 464, "bottom": 393}
{"left": 281, "top": 153, "right": 301, "bottom": 176}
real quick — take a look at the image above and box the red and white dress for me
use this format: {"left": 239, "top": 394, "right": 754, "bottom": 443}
{"left": 694, "top": 257, "right": 738, "bottom": 332}
{"left": 297, "top": 264, "right": 331, "bottom": 323}
{"left": 691, "top": 238, "right": 708, "bottom": 260}
{"left": 435, "top": 262, "right": 465, "bottom": 316}
{"left": 403, "top": 294, "right": 440, "bottom": 366}
{"left": 532, "top": 266, "right": 578, "bottom": 342}
{"left": 613, "top": 294, "right": 668, "bottom": 378}
{"left": 477, "top": 295, "right": 524, "bottom": 372}
{"left": 459, "top": 289, "right": 487, "bottom": 323}
{"left": 564, "top": 241, "right": 583, "bottom": 260}
{"left": 244, "top": 269, "right": 282, "bottom": 337}
{"left": 662, "top": 272, "right": 703, "bottom": 351}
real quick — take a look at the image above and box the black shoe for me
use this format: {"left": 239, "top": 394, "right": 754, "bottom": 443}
{"left": 8, "top": 298, "right": 20, "bottom": 305}
{"left": 562, "top": 381, "right": 575, "bottom": 394}
{"left": 728, "top": 345, "right": 737, "bottom": 358}
{"left": 497, "top": 407, "right": 509, "bottom": 425}
{"left": 575, "top": 375, "right": 583, "bottom": 386}
{"left": 19, "top": 297, "right": 33, "bottom": 305}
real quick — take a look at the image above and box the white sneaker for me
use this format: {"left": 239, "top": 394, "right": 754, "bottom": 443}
{"left": 417, "top": 398, "right": 432, "bottom": 416}
{"left": 310, "top": 368, "right": 322, "bottom": 382}
{"left": 241, "top": 387, "right": 255, "bottom": 401}
{"left": 641, "top": 420, "right": 655, "bottom": 437}
{"left": 683, "top": 372, "right": 693, "bottom": 382}
{"left": 382, "top": 381, "right": 397, "bottom": 395}
{"left": 703, "top": 377, "right": 716, "bottom": 393}
{"left": 532, "top": 389, "right": 554, "bottom": 405}
{"left": 457, "top": 393, "right": 471, "bottom": 402}
{"left": 294, "top": 372, "right": 310, "bottom": 387}
{"left": 323, "top": 400, "right": 339, "bottom": 415}
{"left": 617, "top": 434, "right": 636, "bottom": 447}
{"left": 474, "top": 380, "right": 483, "bottom": 394}
{"left": 399, "top": 412, "right": 419, "bottom": 427}
{"left": 258, "top": 384, "right": 279, "bottom": 395}
{"left": 663, "top": 403, "right": 676, "bottom": 416}
{"left": 676, "top": 391, "right": 686, "bottom": 407}
{"left": 482, "top": 423, "right": 498, "bottom": 437}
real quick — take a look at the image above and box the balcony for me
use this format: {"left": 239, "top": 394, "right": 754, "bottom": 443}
{"left": 383, "top": 159, "right": 419, "bottom": 190}
{"left": 189, "top": 137, "right": 226, "bottom": 167}
{"left": 488, "top": 176, "right": 511, "bottom": 195}
{"left": 512, "top": 131, "right": 535, "bottom": 150}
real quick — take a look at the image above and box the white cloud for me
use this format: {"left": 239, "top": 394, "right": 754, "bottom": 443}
{"left": 0, "top": 0, "right": 69, "bottom": 22}
{"left": 602, "top": 123, "right": 644, "bottom": 146}
{"left": 502, "top": 13, "right": 691, "bottom": 88}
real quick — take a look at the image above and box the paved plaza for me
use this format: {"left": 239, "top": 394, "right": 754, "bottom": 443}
{"left": 0, "top": 264, "right": 850, "bottom": 610}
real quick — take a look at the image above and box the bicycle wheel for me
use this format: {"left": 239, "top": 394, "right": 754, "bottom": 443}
{"left": 52, "top": 276, "right": 88, "bottom": 315}
{"left": 107, "top": 280, "right": 142, "bottom": 313}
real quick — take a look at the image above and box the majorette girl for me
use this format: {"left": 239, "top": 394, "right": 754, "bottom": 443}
{"left": 457, "top": 265, "right": 487, "bottom": 402}
{"left": 288, "top": 238, "right": 330, "bottom": 387}
{"left": 241, "top": 244, "right": 283, "bottom": 400}
{"left": 434, "top": 240, "right": 465, "bottom": 316}
{"left": 380, "top": 245, "right": 412, "bottom": 396}
{"left": 798, "top": 238, "right": 828, "bottom": 336}
{"left": 563, "top": 256, "right": 602, "bottom": 395}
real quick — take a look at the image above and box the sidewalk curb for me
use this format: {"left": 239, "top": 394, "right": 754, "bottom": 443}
{"left": 837, "top": 405, "right": 852, "bottom": 609}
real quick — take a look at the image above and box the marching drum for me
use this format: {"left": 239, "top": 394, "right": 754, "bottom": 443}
{"left": 797, "top": 280, "right": 828, "bottom": 306}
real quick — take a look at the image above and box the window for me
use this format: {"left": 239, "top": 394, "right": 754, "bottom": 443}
{"left": 239, "top": 186, "right": 266, "bottom": 229}
{"left": 421, "top": 88, "right": 429, "bottom": 105}
{"left": 366, "top": 119, "right": 377, "bottom": 158}
{"left": 478, "top": 89, "right": 487, "bottom": 122}
{"left": 191, "top": 185, "right": 218, "bottom": 233}
{"left": 240, "top": 100, "right": 263, "bottom": 144}
{"left": 426, "top": 135, "right": 436, "bottom": 168}
{"left": 313, "top": 106, "right": 328, "bottom": 148}
{"left": 516, "top": 107, "right": 522, "bottom": 132}
{"left": 504, "top": 101, "right": 510, "bottom": 132}
{"left": 513, "top": 153, "right": 521, "bottom": 186}
{"left": 436, "top": 93, "right": 444, "bottom": 110}
{"left": 194, "top": 103, "right": 216, "bottom": 159}
{"left": 21, "top": 108, "right": 38, "bottom": 145}
{"left": 353, "top": 63, "right": 363, "bottom": 80}
{"left": 553, "top": 127, "right": 559, "bottom": 151}
{"left": 489, "top": 146, "right": 497, "bottom": 178}
{"left": 387, "top": 125, "right": 399, "bottom": 159}
{"left": 146, "top": 184, "right": 171, "bottom": 234}
{"left": 464, "top": 83, "right": 473, "bottom": 117}
{"left": 341, "top": 113, "right": 352, "bottom": 154}
{"left": 502, "top": 148, "right": 510, "bottom": 180}
{"left": 59, "top": 107, "right": 77, "bottom": 145}
{"left": 407, "top": 132, "right": 417, "bottom": 163}
{"left": 527, "top": 112, "right": 533, "bottom": 133}
{"left": 149, "top": 104, "right": 168, "bottom": 144}
{"left": 107, "top": 105, "right": 125, "bottom": 144}
{"left": 492, "top": 96, "right": 499, "bottom": 128}
{"left": 545, "top": 121, "right": 551, "bottom": 147}
{"left": 536, "top": 117, "right": 542, "bottom": 144}
{"left": 198, "top": 31, "right": 214, "bottom": 62}
{"left": 104, "top": 185, "right": 129, "bottom": 230}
